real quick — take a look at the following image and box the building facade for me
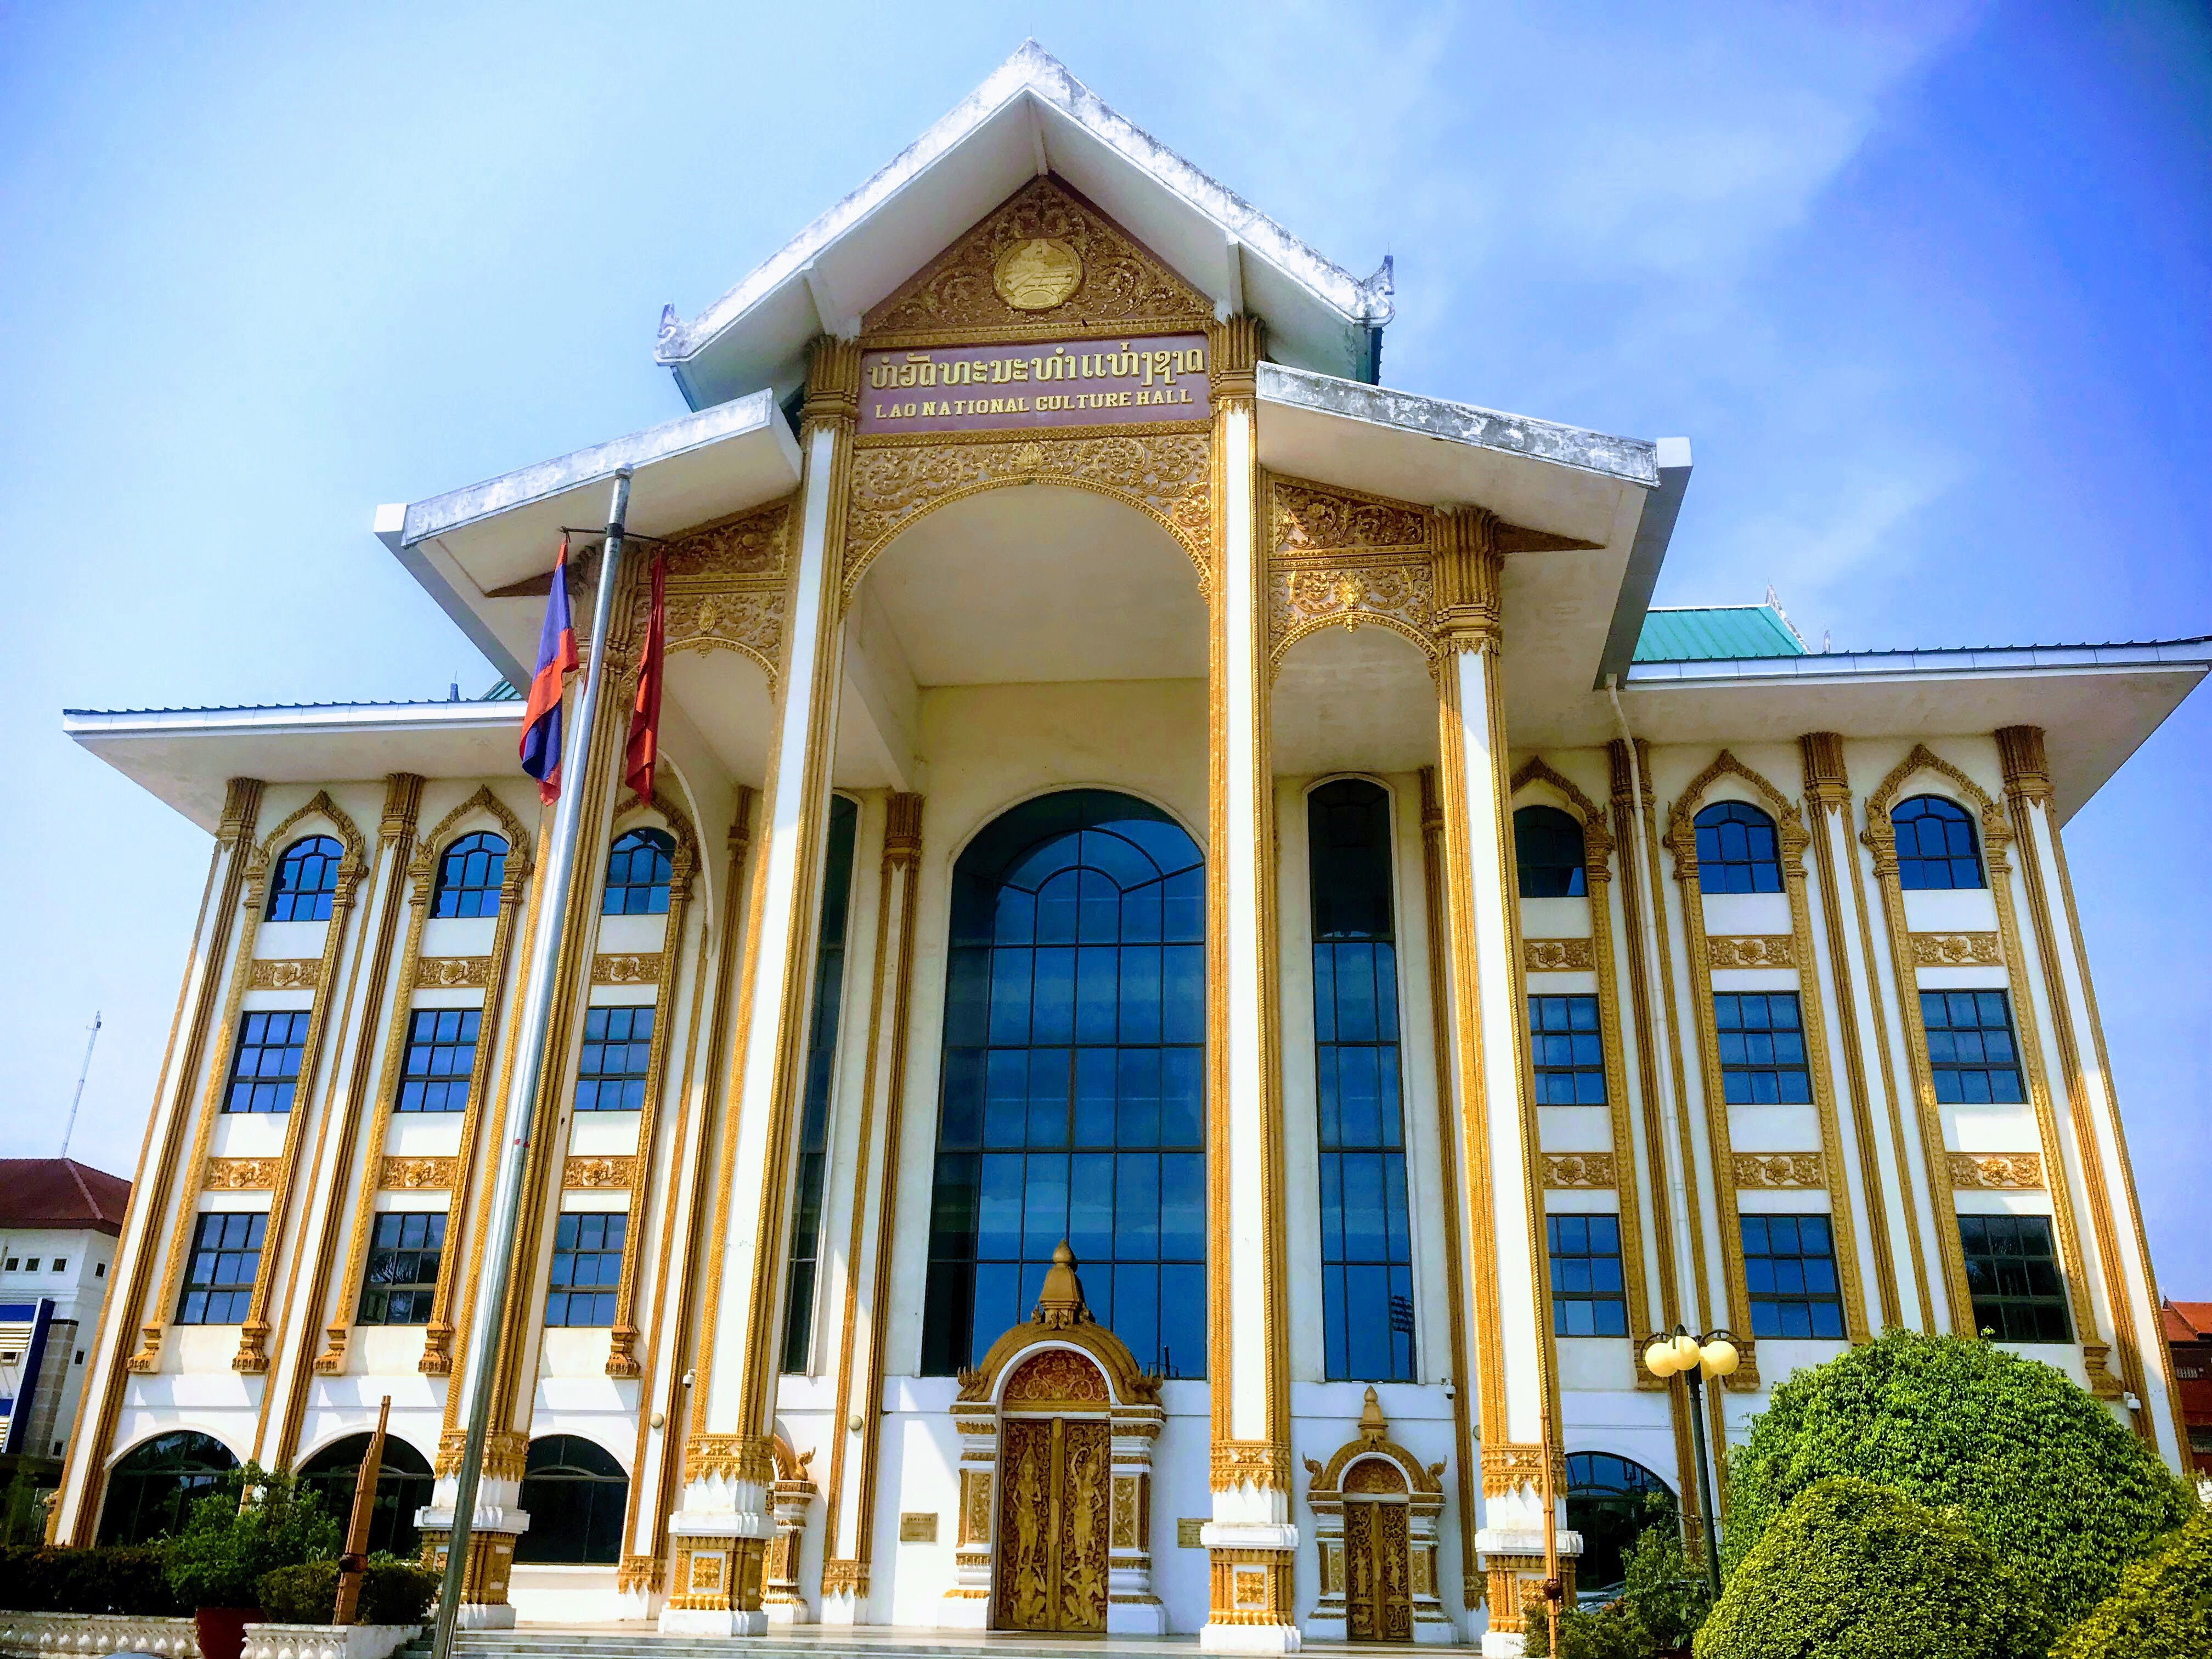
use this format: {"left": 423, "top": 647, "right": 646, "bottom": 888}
{"left": 48, "top": 44, "right": 2203, "bottom": 1656}
{"left": 2160, "top": 1301, "right": 2212, "bottom": 1476}
{"left": 0, "top": 1160, "right": 129, "bottom": 1468}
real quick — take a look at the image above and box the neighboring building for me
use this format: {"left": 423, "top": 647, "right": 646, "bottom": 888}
{"left": 1, "top": 1160, "right": 130, "bottom": 1461}
{"left": 44, "top": 42, "right": 2204, "bottom": 1657}
{"left": 2161, "top": 1300, "right": 2212, "bottom": 1474}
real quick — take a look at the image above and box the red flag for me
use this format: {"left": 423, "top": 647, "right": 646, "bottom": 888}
{"left": 624, "top": 551, "right": 667, "bottom": 807}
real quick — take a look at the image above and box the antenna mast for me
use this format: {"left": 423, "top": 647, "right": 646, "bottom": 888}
{"left": 60, "top": 1012, "right": 101, "bottom": 1160}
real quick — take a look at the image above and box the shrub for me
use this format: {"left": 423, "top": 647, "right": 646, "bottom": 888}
{"left": 162, "top": 1464, "right": 339, "bottom": 1609}
{"left": 255, "top": 1560, "right": 338, "bottom": 1624}
{"left": 1725, "top": 1330, "right": 2192, "bottom": 1629}
{"left": 253, "top": 1554, "right": 436, "bottom": 1627}
{"left": 1526, "top": 1526, "right": 1712, "bottom": 1658}
{"left": 1694, "top": 1477, "right": 2047, "bottom": 1659}
{"left": 2050, "top": 1502, "right": 2212, "bottom": 1658}
{"left": 0, "top": 1544, "right": 188, "bottom": 1613}
{"left": 355, "top": 1555, "right": 437, "bottom": 1626}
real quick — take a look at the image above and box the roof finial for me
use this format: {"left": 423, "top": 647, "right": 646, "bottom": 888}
{"left": 1031, "top": 1240, "right": 1093, "bottom": 1331}
{"left": 1358, "top": 1385, "right": 1388, "bottom": 1443}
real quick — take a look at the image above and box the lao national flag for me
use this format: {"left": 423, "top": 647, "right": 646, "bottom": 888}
{"left": 624, "top": 552, "right": 667, "bottom": 808}
{"left": 520, "top": 537, "right": 578, "bottom": 803}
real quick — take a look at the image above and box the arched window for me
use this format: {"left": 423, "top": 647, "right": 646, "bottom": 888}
{"left": 1515, "top": 805, "right": 1588, "bottom": 898}
{"left": 514, "top": 1435, "right": 627, "bottom": 1564}
{"left": 1308, "top": 779, "right": 1415, "bottom": 1381}
{"left": 1693, "top": 802, "right": 1782, "bottom": 895}
{"left": 921, "top": 790, "right": 1205, "bottom": 1378}
{"left": 1892, "top": 795, "right": 1983, "bottom": 891}
{"left": 431, "top": 832, "right": 508, "bottom": 918}
{"left": 297, "top": 1432, "right": 435, "bottom": 1560}
{"left": 1564, "top": 1451, "right": 1675, "bottom": 1593}
{"left": 783, "top": 794, "right": 861, "bottom": 1373}
{"left": 97, "top": 1429, "right": 237, "bottom": 1544}
{"left": 268, "top": 836, "right": 342, "bottom": 921}
{"left": 602, "top": 828, "right": 674, "bottom": 916}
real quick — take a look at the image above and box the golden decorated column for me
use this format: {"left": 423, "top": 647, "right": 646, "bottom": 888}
{"left": 1996, "top": 726, "right": 2188, "bottom": 1467}
{"left": 661, "top": 335, "right": 860, "bottom": 1635}
{"left": 1429, "top": 512, "right": 1575, "bottom": 1651}
{"left": 1198, "top": 315, "right": 1301, "bottom": 1657}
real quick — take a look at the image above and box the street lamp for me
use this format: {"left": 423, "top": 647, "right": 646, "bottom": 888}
{"left": 1641, "top": 1324, "right": 1740, "bottom": 1604}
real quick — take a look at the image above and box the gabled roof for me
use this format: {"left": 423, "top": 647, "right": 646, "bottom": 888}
{"left": 1635, "top": 604, "right": 1804, "bottom": 662}
{"left": 2166, "top": 1300, "right": 2212, "bottom": 1342}
{"left": 0, "top": 1159, "right": 131, "bottom": 1237}
{"left": 655, "top": 41, "right": 1392, "bottom": 410}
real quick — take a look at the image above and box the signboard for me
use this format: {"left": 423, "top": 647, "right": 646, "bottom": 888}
{"left": 1177, "top": 1517, "right": 1206, "bottom": 1549}
{"left": 899, "top": 1511, "right": 939, "bottom": 1543}
{"left": 859, "top": 333, "right": 1210, "bottom": 437}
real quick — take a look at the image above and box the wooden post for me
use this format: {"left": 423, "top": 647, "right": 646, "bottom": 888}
{"left": 334, "top": 1396, "right": 390, "bottom": 1624}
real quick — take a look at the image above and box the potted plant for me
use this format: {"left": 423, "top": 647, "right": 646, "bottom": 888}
{"left": 161, "top": 1463, "right": 339, "bottom": 1659}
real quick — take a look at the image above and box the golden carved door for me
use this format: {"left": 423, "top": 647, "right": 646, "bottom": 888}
{"left": 1344, "top": 1499, "right": 1412, "bottom": 1642}
{"left": 994, "top": 1414, "right": 1109, "bottom": 1634}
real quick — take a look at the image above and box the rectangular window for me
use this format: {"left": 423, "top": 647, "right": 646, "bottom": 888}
{"left": 783, "top": 795, "right": 860, "bottom": 1374}
{"left": 545, "top": 1212, "right": 625, "bottom": 1327}
{"left": 223, "top": 1009, "right": 311, "bottom": 1113}
{"left": 1959, "top": 1214, "right": 2070, "bottom": 1342}
{"left": 1530, "top": 995, "right": 1606, "bottom": 1104}
{"left": 1740, "top": 1214, "right": 1846, "bottom": 1338}
{"left": 574, "top": 1007, "right": 653, "bottom": 1111}
{"left": 1547, "top": 1213, "right": 1628, "bottom": 1336}
{"left": 1715, "top": 993, "right": 1811, "bottom": 1104}
{"left": 177, "top": 1212, "right": 266, "bottom": 1324}
{"left": 358, "top": 1211, "right": 446, "bottom": 1325}
{"left": 1920, "top": 991, "right": 2024, "bottom": 1104}
{"left": 396, "top": 1008, "right": 479, "bottom": 1113}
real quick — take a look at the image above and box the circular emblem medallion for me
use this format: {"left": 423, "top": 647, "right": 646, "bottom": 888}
{"left": 994, "top": 238, "right": 1084, "bottom": 311}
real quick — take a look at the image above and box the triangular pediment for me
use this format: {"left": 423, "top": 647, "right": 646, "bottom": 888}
{"left": 862, "top": 175, "right": 1215, "bottom": 346}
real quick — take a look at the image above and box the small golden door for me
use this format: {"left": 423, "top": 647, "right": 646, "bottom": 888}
{"left": 995, "top": 1415, "right": 1110, "bottom": 1634}
{"left": 1344, "top": 1498, "right": 1413, "bottom": 1642}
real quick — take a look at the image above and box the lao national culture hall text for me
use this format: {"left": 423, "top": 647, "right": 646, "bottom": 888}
{"left": 50, "top": 41, "right": 2205, "bottom": 1657}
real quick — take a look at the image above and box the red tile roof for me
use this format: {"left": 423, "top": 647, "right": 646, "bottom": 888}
{"left": 0, "top": 1159, "right": 131, "bottom": 1235}
{"left": 2164, "top": 1299, "right": 2212, "bottom": 1342}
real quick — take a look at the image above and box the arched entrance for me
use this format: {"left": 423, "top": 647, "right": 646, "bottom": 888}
{"left": 943, "top": 1244, "right": 1166, "bottom": 1637}
{"left": 1304, "top": 1390, "right": 1454, "bottom": 1644}
{"left": 298, "top": 1431, "right": 435, "bottom": 1559}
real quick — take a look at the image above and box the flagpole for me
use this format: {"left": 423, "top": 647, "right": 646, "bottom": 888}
{"left": 430, "top": 466, "right": 632, "bottom": 1659}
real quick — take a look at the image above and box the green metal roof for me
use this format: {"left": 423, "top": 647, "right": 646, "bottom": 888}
{"left": 1634, "top": 605, "right": 1805, "bottom": 663}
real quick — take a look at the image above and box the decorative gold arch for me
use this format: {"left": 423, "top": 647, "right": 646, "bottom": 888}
{"left": 411, "top": 785, "right": 536, "bottom": 885}
{"left": 1510, "top": 755, "right": 1616, "bottom": 868}
{"left": 1267, "top": 476, "right": 1436, "bottom": 674}
{"left": 253, "top": 788, "right": 369, "bottom": 888}
{"left": 1664, "top": 749, "right": 1808, "bottom": 872}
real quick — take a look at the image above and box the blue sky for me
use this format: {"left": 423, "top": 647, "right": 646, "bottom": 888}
{"left": 3, "top": 3, "right": 2208, "bottom": 1289}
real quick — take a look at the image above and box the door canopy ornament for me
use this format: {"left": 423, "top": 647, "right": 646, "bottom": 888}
{"left": 1302, "top": 1388, "right": 1458, "bottom": 1644}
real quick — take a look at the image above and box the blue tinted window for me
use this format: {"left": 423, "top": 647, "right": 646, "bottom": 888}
{"left": 1531, "top": 995, "right": 1606, "bottom": 1104}
{"left": 1959, "top": 1214, "right": 2069, "bottom": 1342}
{"left": 783, "top": 795, "right": 861, "bottom": 1373}
{"left": 1920, "top": 990, "right": 2023, "bottom": 1104}
{"left": 178, "top": 1211, "right": 265, "bottom": 1324}
{"left": 602, "top": 828, "right": 673, "bottom": 916}
{"left": 1715, "top": 993, "right": 1811, "bottom": 1105}
{"left": 1892, "top": 795, "right": 1982, "bottom": 891}
{"left": 1548, "top": 1213, "right": 1627, "bottom": 1336}
{"left": 1740, "top": 1214, "right": 1846, "bottom": 1339}
{"left": 574, "top": 1006, "right": 653, "bottom": 1111}
{"left": 1694, "top": 802, "right": 1782, "bottom": 895}
{"left": 1515, "top": 805, "right": 1587, "bottom": 898}
{"left": 268, "top": 836, "right": 342, "bottom": 921}
{"left": 545, "top": 1213, "right": 625, "bottom": 1327}
{"left": 396, "top": 1008, "right": 478, "bottom": 1113}
{"left": 432, "top": 832, "right": 508, "bottom": 917}
{"left": 358, "top": 1211, "right": 445, "bottom": 1325}
{"left": 223, "top": 1011, "right": 311, "bottom": 1114}
{"left": 923, "top": 790, "right": 1205, "bottom": 1378}
{"left": 1310, "top": 780, "right": 1415, "bottom": 1382}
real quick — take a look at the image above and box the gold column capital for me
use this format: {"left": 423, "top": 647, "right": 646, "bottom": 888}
{"left": 802, "top": 335, "right": 864, "bottom": 432}
{"left": 218, "top": 777, "right": 267, "bottom": 847}
{"left": 1995, "top": 724, "right": 2052, "bottom": 802}
{"left": 1798, "top": 732, "right": 1850, "bottom": 807}
{"left": 1206, "top": 313, "right": 1264, "bottom": 404}
{"left": 1431, "top": 507, "right": 1503, "bottom": 653}
{"left": 883, "top": 792, "right": 925, "bottom": 868}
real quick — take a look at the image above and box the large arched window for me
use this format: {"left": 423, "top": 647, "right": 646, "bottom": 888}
{"left": 431, "top": 832, "right": 509, "bottom": 918}
{"left": 1693, "top": 802, "right": 1782, "bottom": 895}
{"left": 1308, "top": 779, "right": 1415, "bottom": 1381}
{"left": 97, "top": 1429, "right": 238, "bottom": 1544}
{"left": 297, "top": 1432, "right": 435, "bottom": 1560}
{"left": 1515, "top": 805, "right": 1588, "bottom": 898}
{"left": 514, "top": 1435, "right": 627, "bottom": 1564}
{"left": 268, "top": 836, "right": 342, "bottom": 921}
{"left": 1564, "top": 1451, "right": 1675, "bottom": 1593}
{"left": 1892, "top": 795, "right": 1983, "bottom": 891}
{"left": 602, "top": 828, "right": 674, "bottom": 916}
{"left": 922, "top": 790, "right": 1205, "bottom": 1378}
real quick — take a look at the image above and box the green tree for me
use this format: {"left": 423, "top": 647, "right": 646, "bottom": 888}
{"left": 1695, "top": 1476, "right": 2047, "bottom": 1659}
{"left": 161, "top": 1464, "right": 340, "bottom": 1609}
{"left": 1725, "top": 1330, "right": 2191, "bottom": 1629}
{"left": 2050, "top": 1501, "right": 2212, "bottom": 1659}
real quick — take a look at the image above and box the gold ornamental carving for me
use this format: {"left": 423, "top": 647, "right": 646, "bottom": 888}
{"left": 381, "top": 1156, "right": 458, "bottom": 1190}
{"left": 1910, "top": 932, "right": 2004, "bottom": 968}
{"left": 1273, "top": 478, "right": 1428, "bottom": 554}
{"left": 563, "top": 1155, "right": 636, "bottom": 1190}
{"left": 1541, "top": 1153, "right": 1617, "bottom": 1189}
{"left": 1733, "top": 1152, "right": 1826, "bottom": 1189}
{"left": 1948, "top": 1152, "right": 2046, "bottom": 1190}
{"left": 1479, "top": 1443, "right": 1562, "bottom": 1499}
{"left": 1266, "top": 475, "right": 1438, "bottom": 668}
{"left": 1268, "top": 563, "right": 1436, "bottom": 668}
{"left": 865, "top": 175, "right": 1210, "bottom": 344}
{"left": 1523, "top": 938, "right": 1595, "bottom": 973}
{"left": 844, "top": 428, "right": 1212, "bottom": 601}
{"left": 995, "top": 1414, "right": 1110, "bottom": 1634}
{"left": 1210, "top": 1440, "right": 1294, "bottom": 1493}
{"left": 248, "top": 958, "right": 323, "bottom": 991}
{"left": 415, "top": 956, "right": 492, "bottom": 989}
{"left": 1004, "top": 1348, "right": 1109, "bottom": 1408}
{"left": 1706, "top": 934, "right": 1797, "bottom": 970}
{"left": 685, "top": 1433, "right": 777, "bottom": 1485}
{"left": 592, "top": 952, "right": 664, "bottom": 986}
{"left": 437, "top": 1427, "right": 527, "bottom": 1481}
{"left": 203, "top": 1157, "right": 279, "bottom": 1191}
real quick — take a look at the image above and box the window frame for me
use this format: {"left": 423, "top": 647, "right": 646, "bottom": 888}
{"left": 1958, "top": 1212, "right": 2072, "bottom": 1342}
{"left": 545, "top": 1211, "right": 625, "bottom": 1328}
{"left": 357, "top": 1210, "right": 447, "bottom": 1326}
{"left": 395, "top": 1007, "right": 480, "bottom": 1113}
{"left": 1891, "top": 794, "right": 1984, "bottom": 891}
{"left": 1919, "top": 989, "right": 2025, "bottom": 1105}
{"left": 223, "top": 1009, "right": 311, "bottom": 1115}
{"left": 1739, "top": 1212, "right": 1846, "bottom": 1339}
{"left": 1514, "top": 804, "right": 1588, "bottom": 899}
{"left": 1714, "top": 992, "right": 1812, "bottom": 1105}
{"left": 601, "top": 827, "right": 674, "bottom": 916}
{"left": 514, "top": 1435, "right": 628, "bottom": 1565}
{"left": 177, "top": 1211, "right": 266, "bottom": 1325}
{"left": 1546, "top": 1212, "right": 1628, "bottom": 1338}
{"left": 430, "top": 831, "right": 509, "bottom": 918}
{"left": 573, "top": 1005, "right": 655, "bottom": 1113}
{"left": 267, "top": 835, "right": 343, "bottom": 922}
{"left": 1692, "top": 800, "right": 1784, "bottom": 895}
